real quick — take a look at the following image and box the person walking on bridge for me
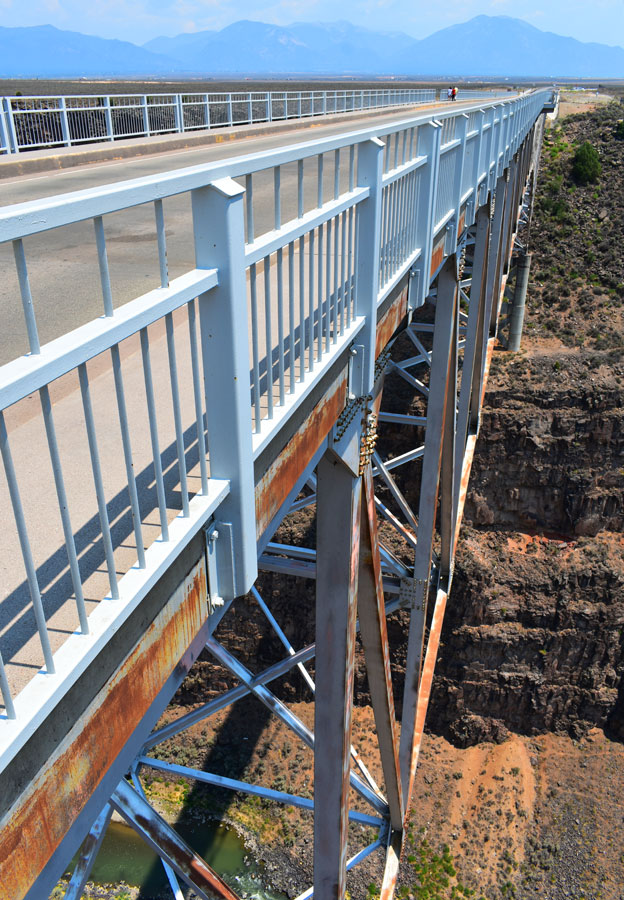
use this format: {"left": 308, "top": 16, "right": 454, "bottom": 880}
{"left": 451, "top": 86, "right": 458, "bottom": 101}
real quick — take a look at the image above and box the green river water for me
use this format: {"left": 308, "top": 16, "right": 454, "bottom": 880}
{"left": 65, "top": 819, "right": 288, "bottom": 899}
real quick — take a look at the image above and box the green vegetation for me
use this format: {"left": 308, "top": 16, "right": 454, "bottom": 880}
{"left": 397, "top": 838, "right": 485, "bottom": 900}
{"left": 571, "top": 141, "right": 602, "bottom": 185}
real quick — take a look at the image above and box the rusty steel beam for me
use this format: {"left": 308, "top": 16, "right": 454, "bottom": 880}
{"left": 438, "top": 275, "right": 459, "bottom": 586}
{"left": 0, "top": 560, "right": 209, "bottom": 900}
{"left": 488, "top": 173, "right": 511, "bottom": 335}
{"left": 63, "top": 805, "right": 112, "bottom": 900}
{"left": 110, "top": 778, "right": 242, "bottom": 900}
{"left": 398, "top": 256, "right": 459, "bottom": 812}
{"left": 454, "top": 204, "right": 491, "bottom": 513}
{"left": 358, "top": 465, "right": 403, "bottom": 831}
{"left": 375, "top": 286, "right": 408, "bottom": 358}
{"left": 255, "top": 371, "right": 348, "bottom": 542}
{"left": 379, "top": 829, "right": 403, "bottom": 900}
{"left": 402, "top": 588, "right": 448, "bottom": 819}
{"left": 314, "top": 447, "right": 362, "bottom": 899}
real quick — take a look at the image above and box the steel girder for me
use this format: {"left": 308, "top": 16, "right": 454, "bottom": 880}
{"left": 50, "top": 128, "right": 539, "bottom": 900}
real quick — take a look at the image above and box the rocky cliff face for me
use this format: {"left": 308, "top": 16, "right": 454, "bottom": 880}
{"left": 431, "top": 527, "right": 624, "bottom": 746}
{"left": 464, "top": 354, "right": 624, "bottom": 537}
{"left": 428, "top": 101, "right": 624, "bottom": 746}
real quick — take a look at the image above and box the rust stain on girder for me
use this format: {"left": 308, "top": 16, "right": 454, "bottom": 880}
{"left": 375, "top": 287, "right": 408, "bottom": 359}
{"left": 458, "top": 208, "right": 466, "bottom": 237}
{"left": 403, "top": 588, "right": 448, "bottom": 825}
{"left": 379, "top": 829, "right": 403, "bottom": 900}
{"left": 451, "top": 334, "right": 496, "bottom": 558}
{"left": 255, "top": 372, "right": 348, "bottom": 541}
{"left": 0, "top": 562, "right": 207, "bottom": 900}
{"left": 429, "top": 235, "right": 446, "bottom": 278}
{"left": 112, "top": 780, "right": 241, "bottom": 900}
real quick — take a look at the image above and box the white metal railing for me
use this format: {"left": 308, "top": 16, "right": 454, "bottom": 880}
{"left": 0, "top": 89, "right": 438, "bottom": 155}
{"left": 0, "top": 89, "right": 553, "bottom": 759}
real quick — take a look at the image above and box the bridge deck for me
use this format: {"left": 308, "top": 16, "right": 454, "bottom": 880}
{"left": 0, "top": 90, "right": 554, "bottom": 900}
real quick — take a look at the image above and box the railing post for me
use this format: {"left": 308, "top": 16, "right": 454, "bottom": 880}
{"left": 104, "top": 96, "right": 114, "bottom": 142}
{"left": 355, "top": 137, "right": 384, "bottom": 395}
{"left": 204, "top": 93, "right": 211, "bottom": 128}
{"left": 0, "top": 98, "right": 13, "bottom": 154}
{"left": 248, "top": 92, "right": 252, "bottom": 124}
{"left": 59, "top": 96, "right": 71, "bottom": 146}
{"left": 410, "top": 120, "right": 442, "bottom": 310}
{"left": 474, "top": 109, "right": 486, "bottom": 204}
{"left": 487, "top": 105, "right": 499, "bottom": 196}
{"left": 5, "top": 97, "right": 19, "bottom": 152}
{"left": 191, "top": 178, "right": 257, "bottom": 600}
{"left": 174, "top": 94, "right": 184, "bottom": 133}
{"left": 228, "top": 93, "right": 233, "bottom": 127}
{"left": 268, "top": 92, "right": 273, "bottom": 122}
{"left": 449, "top": 113, "right": 469, "bottom": 248}
{"left": 142, "top": 96, "right": 150, "bottom": 137}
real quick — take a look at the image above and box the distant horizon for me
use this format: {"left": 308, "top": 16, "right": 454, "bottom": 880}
{"left": 1, "top": 3, "right": 622, "bottom": 51}
{"left": 2, "top": 16, "right": 623, "bottom": 80}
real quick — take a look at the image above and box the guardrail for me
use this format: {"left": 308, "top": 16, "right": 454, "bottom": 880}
{"left": 0, "top": 90, "right": 552, "bottom": 758}
{"left": 0, "top": 89, "right": 438, "bottom": 154}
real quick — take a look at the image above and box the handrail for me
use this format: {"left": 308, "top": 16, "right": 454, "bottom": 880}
{"left": 0, "top": 88, "right": 438, "bottom": 155}
{"left": 0, "top": 89, "right": 552, "bottom": 747}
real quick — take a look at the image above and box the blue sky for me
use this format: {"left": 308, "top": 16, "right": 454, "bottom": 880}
{"left": 2, "top": 0, "right": 623, "bottom": 48}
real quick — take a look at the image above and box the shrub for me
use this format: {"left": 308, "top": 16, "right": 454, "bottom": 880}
{"left": 572, "top": 142, "right": 601, "bottom": 184}
{"left": 614, "top": 120, "right": 624, "bottom": 140}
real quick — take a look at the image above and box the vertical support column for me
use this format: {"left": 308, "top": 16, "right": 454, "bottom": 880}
{"left": 192, "top": 178, "right": 257, "bottom": 599}
{"left": 399, "top": 256, "right": 459, "bottom": 812}
{"left": 314, "top": 448, "right": 361, "bottom": 900}
{"left": 508, "top": 252, "right": 531, "bottom": 351}
{"left": 355, "top": 137, "right": 384, "bottom": 394}
{"left": 485, "top": 173, "right": 508, "bottom": 337}
{"left": 501, "top": 157, "right": 519, "bottom": 276}
{"left": 358, "top": 465, "right": 404, "bottom": 831}
{"left": 453, "top": 202, "right": 490, "bottom": 522}
{"left": 228, "top": 93, "right": 234, "bottom": 127}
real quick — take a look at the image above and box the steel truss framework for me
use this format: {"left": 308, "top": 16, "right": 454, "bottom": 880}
{"left": 0, "top": 89, "right": 552, "bottom": 900}
{"left": 62, "top": 144, "right": 535, "bottom": 900}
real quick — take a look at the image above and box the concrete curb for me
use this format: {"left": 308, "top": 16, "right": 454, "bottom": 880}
{"left": 0, "top": 104, "right": 435, "bottom": 180}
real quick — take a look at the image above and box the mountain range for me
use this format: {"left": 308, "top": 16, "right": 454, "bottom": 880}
{"left": 1, "top": 16, "right": 624, "bottom": 79}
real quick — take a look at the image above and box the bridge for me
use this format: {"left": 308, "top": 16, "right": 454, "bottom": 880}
{"left": 0, "top": 86, "right": 556, "bottom": 900}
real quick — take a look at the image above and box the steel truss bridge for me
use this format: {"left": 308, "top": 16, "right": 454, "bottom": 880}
{"left": 0, "top": 87, "right": 556, "bottom": 900}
